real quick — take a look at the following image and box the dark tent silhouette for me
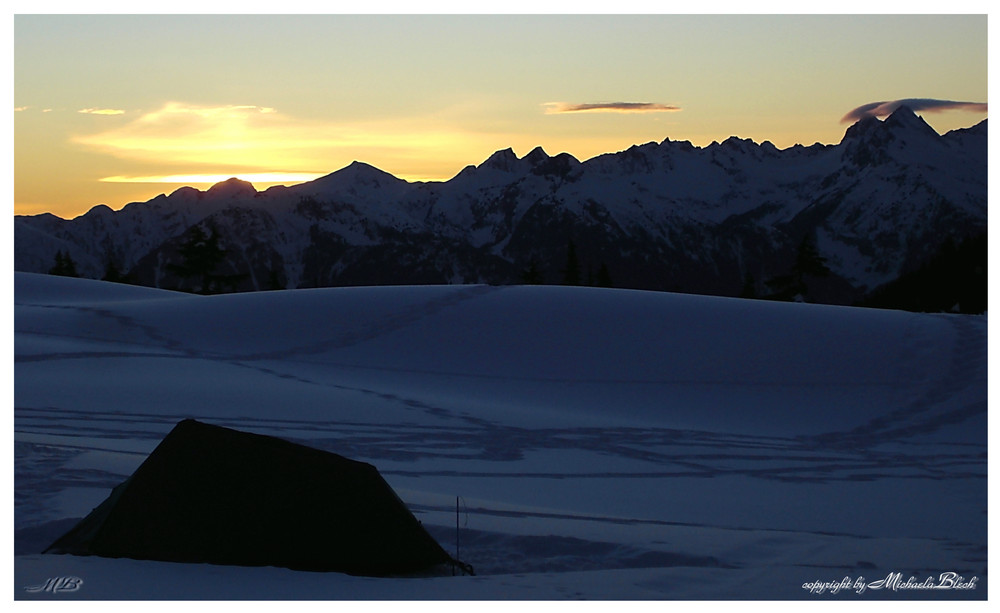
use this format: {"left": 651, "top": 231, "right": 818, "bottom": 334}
{"left": 45, "top": 419, "right": 460, "bottom": 576}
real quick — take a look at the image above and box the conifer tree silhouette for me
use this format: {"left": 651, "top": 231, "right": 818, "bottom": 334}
{"left": 596, "top": 262, "right": 613, "bottom": 288}
{"left": 168, "top": 225, "right": 226, "bottom": 294}
{"left": 520, "top": 259, "right": 543, "bottom": 284}
{"left": 561, "top": 239, "right": 580, "bottom": 286}
{"left": 49, "top": 250, "right": 79, "bottom": 277}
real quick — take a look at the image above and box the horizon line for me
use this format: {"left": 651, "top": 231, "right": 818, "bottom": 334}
{"left": 16, "top": 107, "right": 986, "bottom": 219}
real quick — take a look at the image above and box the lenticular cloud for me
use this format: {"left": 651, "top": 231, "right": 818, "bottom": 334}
{"left": 841, "top": 98, "right": 987, "bottom": 123}
{"left": 544, "top": 102, "right": 681, "bottom": 114}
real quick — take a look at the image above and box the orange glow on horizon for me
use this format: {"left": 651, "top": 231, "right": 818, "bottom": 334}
{"left": 15, "top": 15, "right": 986, "bottom": 220}
{"left": 99, "top": 172, "right": 326, "bottom": 185}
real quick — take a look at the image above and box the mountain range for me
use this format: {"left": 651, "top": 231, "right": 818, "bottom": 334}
{"left": 14, "top": 106, "right": 987, "bottom": 309}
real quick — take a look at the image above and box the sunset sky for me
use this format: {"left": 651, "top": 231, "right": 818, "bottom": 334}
{"left": 13, "top": 12, "right": 989, "bottom": 219}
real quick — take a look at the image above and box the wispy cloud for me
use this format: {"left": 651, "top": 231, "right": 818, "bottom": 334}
{"left": 73, "top": 102, "right": 361, "bottom": 169}
{"left": 841, "top": 98, "right": 987, "bottom": 123}
{"left": 70, "top": 101, "right": 489, "bottom": 182}
{"left": 544, "top": 102, "right": 682, "bottom": 114}
{"left": 78, "top": 108, "right": 127, "bottom": 115}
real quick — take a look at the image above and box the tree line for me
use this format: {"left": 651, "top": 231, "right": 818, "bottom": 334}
{"left": 44, "top": 230, "right": 985, "bottom": 314}
{"left": 519, "top": 239, "right": 613, "bottom": 288}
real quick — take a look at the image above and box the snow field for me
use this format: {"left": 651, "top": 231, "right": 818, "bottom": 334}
{"left": 13, "top": 273, "right": 987, "bottom": 599}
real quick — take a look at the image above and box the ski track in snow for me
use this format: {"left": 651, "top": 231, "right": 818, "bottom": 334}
{"left": 807, "top": 314, "right": 987, "bottom": 448}
{"left": 17, "top": 403, "right": 984, "bottom": 483}
{"left": 15, "top": 283, "right": 502, "bottom": 363}
{"left": 16, "top": 301, "right": 986, "bottom": 491}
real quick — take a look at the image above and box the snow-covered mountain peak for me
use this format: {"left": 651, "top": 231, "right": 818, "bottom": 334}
{"left": 529, "top": 151, "right": 581, "bottom": 179}
{"left": 839, "top": 114, "right": 883, "bottom": 144}
{"left": 480, "top": 148, "right": 520, "bottom": 172}
{"left": 759, "top": 140, "right": 779, "bottom": 154}
{"left": 658, "top": 137, "right": 697, "bottom": 152}
{"left": 883, "top": 105, "right": 940, "bottom": 139}
{"left": 311, "top": 160, "right": 408, "bottom": 191}
{"left": 522, "top": 146, "right": 550, "bottom": 166}
{"left": 206, "top": 177, "right": 258, "bottom": 199}
{"left": 841, "top": 105, "right": 940, "bottom": 145}
{"left": 719, "top": 135, "right": 757, "bottom": 150}
{"left": 76, "top": 203, "right": 115, "bottom": 220}
{"left": 839, "top": 104, "right": 949, "bottom": 168}
{"left": 344, "top": 160, "right": 400, "bottom": 178}
{"left": 473, "top": 146, "right": 568, "bottom": 177}
{"left": 168, "top": 186, "right": 201, "bottom": 200}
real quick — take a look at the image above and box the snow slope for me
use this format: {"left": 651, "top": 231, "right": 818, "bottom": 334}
{"left": 13, "top": 273, "right": 987, "bottom": 600}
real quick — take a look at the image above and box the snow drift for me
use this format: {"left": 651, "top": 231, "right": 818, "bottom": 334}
{"left": 13, "top": 273, "right": 987, "bottom": 599}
